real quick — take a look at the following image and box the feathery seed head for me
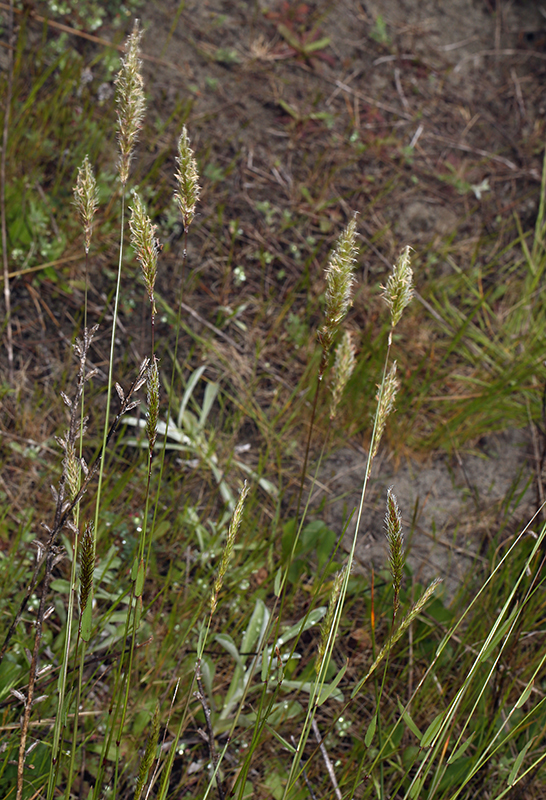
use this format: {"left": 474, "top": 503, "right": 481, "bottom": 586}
{"left": 115, "top": 20, "right": 145, "bottom": 186}
{"left": 63, "top": 438, "right": 80, "bottom": 504}
{"left": 79, "top": 522, "right": 96, "bottom": 617}
{"left": 174, "top": 125, "right": 200, "bottom": 232}
{"left": 385, "top": 487, "right": 404, "bottom": 616}
{"left": 317, "top": 215, "right": 358, "bottom": 371}
{"left": 129, "top": 191, "right": 159, "bottom": 314}
{"left": 382, "top": 245, "right": 414, "bottom": 329}
{"left": 145, "top": 356, "right": 160, "bottom": 451}
{"left": 371, "top": 361, "right": 399, "bottom": 459}
{"left": 210, "top": 481, "right": 249, "bottom": 615}
{"left": 330, "top": 330, "right": 356, "bottom": 420}
{"left": 134, "top": 703, "right": 160, "bottom": 800}
{"left": 73, "top": 155, "right": 98, "bottom": 254}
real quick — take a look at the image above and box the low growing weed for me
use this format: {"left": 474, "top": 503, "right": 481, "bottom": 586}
{"left": 1, "top": 17, "right": 546, "bottom": 800}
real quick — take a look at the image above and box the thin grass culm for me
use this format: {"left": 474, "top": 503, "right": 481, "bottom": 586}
{"left": 93, "top": 19, "right": 146, "bottom": 537}
{"left": 294, "top": 215, "right": 358, "bottom": 523}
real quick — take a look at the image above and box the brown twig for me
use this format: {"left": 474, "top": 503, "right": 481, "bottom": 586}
{"left": 1, "top": 0, "right": 14, "bottom": 381}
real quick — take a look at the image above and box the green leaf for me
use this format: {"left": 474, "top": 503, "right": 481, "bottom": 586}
{"left": 507, "top": 738, "right": 534, "bottom": 786}
{"left": 178, "top": 366, "right": 207, "bottom": 428}
{"left": 200, "top": 655, "right": 215, "bottom": 704}
{"left": 241, "top": 599, "right": 269, "bottom": 658}
{"left": 199, "top": 381, "right": 219, "bottom": 428}
{"left": 275, "top": 607, "right": 326, "bottom": 648}
{"left": 274, "top": 567, "right": 283, "bottom": 597}
{"left": 481, "top": 606, "right": 518, "bottom": 661}
{"left": 397, "top": 698, "right": 422, "bottom": 740}
{"left": 276, "top": 23, "right": 300, "bottom": 50}
{"left": 302, "top": 36, "right": 331, "bottom": 54}
{"left": 264, "top": 721, "right": 297, "bottom": 753}
{"left": 276, "top": 679, "right": 343, "bottom": 702}
{"left": 516, "top": 683, "right": 534, "bottom": 708}
{"left": 408, "top": 774, "right": 425, "bottom": 799}
{"left": 215, "top": 633, "right": 245, "bottom": 672}
{"left": 448, "top": 732, "right": 475, "bottom": 764}
{"left": 364, "top": 712, "right": 377, "bottom": 747}
{"left": 421, "top": 713, "right": 445, "bottom": 748}
{"left": 318, "top": 662, "right": 347, "bottom": 705}
{"left": 134, "top": 559, "right": 145, "bottom": 597}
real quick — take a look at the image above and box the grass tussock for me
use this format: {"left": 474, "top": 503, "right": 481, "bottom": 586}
{"left": 1, "top": 16, "right": 546, "bottom": 800}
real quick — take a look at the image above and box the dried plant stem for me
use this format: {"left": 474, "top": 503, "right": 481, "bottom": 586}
{"left": 311, "top": 719, "right": 342, "bottom": 800}
{"left": 17, "top": 546, "right": 57, "bottom": 800}
{"left": 0, "top": 362, "right": 146, "bottom": 666}
{"left": 1, "top": 0, "right": 14, "bottom": 381}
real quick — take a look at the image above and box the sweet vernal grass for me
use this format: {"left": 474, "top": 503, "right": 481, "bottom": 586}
{"left": 4, "top": 16, "right": 546, "bottom": 800}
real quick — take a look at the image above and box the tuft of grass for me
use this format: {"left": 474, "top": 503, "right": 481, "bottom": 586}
{"left": 1, "top": 14, "right": 546, "bottom": 800}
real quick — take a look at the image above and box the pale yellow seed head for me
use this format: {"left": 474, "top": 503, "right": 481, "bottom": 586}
{"left": 115, "top": 20, "right": 146, "bottom": 186}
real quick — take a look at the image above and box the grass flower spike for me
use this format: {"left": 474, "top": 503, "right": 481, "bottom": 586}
{"left": 129, "top": 191, "right": 159, "bottom": 315}
{"left": 317, "top": 215, "right": 358, "bottom": 375}
{"left": 145, "top": 356, "right": 160, "bottom": 451}
{"left": 73, "top": 155, "right": 98, "bottom": 254}
{"left": 115, "top": 20, "right": 145, "bottom": 187}
{"left": 385, "top": 487, "right": 404, "bottom": 617}
{"left": 79, "top": 522, "right": 95, "bottom": 641}
{"left": 330, "top": 330, "right": 356, "bottom": 420}
{"left": 175, "top": 125, "right": 200, "bottom": 232}
{"left": 382, "top": 245, "right": 414, "bottom": 332}
{"left": 210, "top": 481, "right": 249, "bottom": 615}
{"left": 371, "top": 361, "right": 399, "bottom": 458}
{"left": 134, "top": 704, "right": 160, "bottom": 800}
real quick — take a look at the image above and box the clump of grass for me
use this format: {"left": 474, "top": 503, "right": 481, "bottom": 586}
{"left": 2, "top": 16, "right": 546, "bottom": 800}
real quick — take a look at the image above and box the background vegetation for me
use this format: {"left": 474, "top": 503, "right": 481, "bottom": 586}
{"left": 1, "top": 2, "right": 546, "bottom": 799}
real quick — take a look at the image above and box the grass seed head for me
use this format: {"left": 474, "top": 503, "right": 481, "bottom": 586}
{"left": 134, "top": 703, "right": 160, "bottom": 800}
{"left": 371, "top": 361, "right": 399, "bottom": 459}
{"left": 330, "top": 330, "right": 356, "bottom": 420}
{"left": 79, "top": 522, "right": 96, "bottom": 616}
{"left": 385, "top": 487, "right": 404, "bottom": 616}
{"left": 115, "top": 19, "right": 145, "bottom": 187}
{"left": 210, "top": 481, "right": 249, "bottom": 615}
{"left": 317, "top": 215, "right": 358, "bottom": 371}
{"left": 73, "top": 155, "right": 98, "bottom": 254}
{"left": 129, "top": 191, "right": 159, "bottom": 314}
{"left": 175, "top": 125, "right": 200, "bottom": 232}
{"left": 145, "top": 356, "right": 160, "bottom": 450}
{"left": 63, "top": 437, "right": 80, "bottom": 504}
{"left": 382, "top": 245, "right": 414, "bottom": 329}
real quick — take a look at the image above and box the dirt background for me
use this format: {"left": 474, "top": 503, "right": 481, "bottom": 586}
{"left": 136, "top": 0, "right": 546, "bottom": 597}
{"left": 4, "top": 0, "right": 546, "bottom": 591}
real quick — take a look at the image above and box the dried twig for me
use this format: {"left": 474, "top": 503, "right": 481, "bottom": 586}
{"left": 1, "top": 0, "right": 14, "bottom": 380}
{"left": 311, "top": 719, "right": 342, "bottom": 800}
